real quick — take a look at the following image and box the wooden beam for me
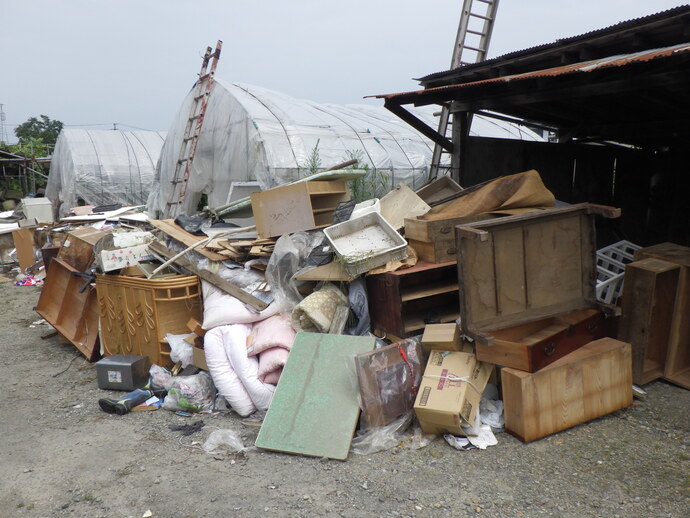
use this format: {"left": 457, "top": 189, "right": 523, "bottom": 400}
{"left": 384, "top": 101, "right": 454, "bottom": 152}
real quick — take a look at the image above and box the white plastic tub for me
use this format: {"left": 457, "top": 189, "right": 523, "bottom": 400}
{"left": 324, "top": 212, "right": 408, "bottom": 276}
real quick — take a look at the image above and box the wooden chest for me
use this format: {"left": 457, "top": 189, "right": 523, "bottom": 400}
{"left": 501, "top": 338, "right": 633, "bottom": 442}
{"left": 366, "top": 261, "right": 459, "bottom": 338}
{"left": 455, "top": 203, "right": 619, "bottom": 372}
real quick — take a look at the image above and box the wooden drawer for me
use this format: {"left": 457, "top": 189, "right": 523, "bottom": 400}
{"left": 476, "top": 308, "right": 607, "bottom": 372}
{"left": 502, "top": 338, "right": 633, "bottom": 442}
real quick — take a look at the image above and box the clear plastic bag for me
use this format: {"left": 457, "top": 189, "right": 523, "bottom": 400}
{"left": 161, "top": 371, "right": 216, "bottom": 413}
{"left": 351, "top": 412, "right": 413, "bottom": 455}
{"left": 149, "top": 364, "right": 172, "bottom": 391}
{"left": 166, "top": 333, "right": 194, "bottom": 367}
{"left": 202, "top": 429, "right": 248, "bottom": 454}
{"left": 265, "top": 231, "right": 326, "bottom": 313}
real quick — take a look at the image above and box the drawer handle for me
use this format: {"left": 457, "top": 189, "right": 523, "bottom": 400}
{"left": 543, "top": 342, "right": 557, "bottom": 357}
{"left": 587, "top": 321, "right": 599, "bottom": 333}
{"left": 440, "top": 227, "right": 452, "bottom": 234}
{"left": 447, "top": 248, "right": 457, "bottom": 255}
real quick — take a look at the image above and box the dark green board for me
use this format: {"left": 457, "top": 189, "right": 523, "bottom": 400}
{"left": 255, "top": 332, "right": 375, "bottom": 460}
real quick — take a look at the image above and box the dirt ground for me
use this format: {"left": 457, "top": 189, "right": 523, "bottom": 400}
{"left": 1, "top": 281, "right": 688, "bottom": 518}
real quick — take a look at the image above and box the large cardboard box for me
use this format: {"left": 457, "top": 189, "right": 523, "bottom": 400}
{"left": 413, "top": 351, "right": 492, "bottom": 435}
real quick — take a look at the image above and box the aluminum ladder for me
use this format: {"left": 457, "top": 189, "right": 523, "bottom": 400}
{"left": 429, "top": 0, "right": 500, "bottom": 179}
{"left": 164, "top": 40, "right": 222, "bottom": 218}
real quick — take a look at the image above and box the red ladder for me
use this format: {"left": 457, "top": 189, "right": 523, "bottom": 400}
{"left": 164, "top": 40, "right": 222, "bottom": 218}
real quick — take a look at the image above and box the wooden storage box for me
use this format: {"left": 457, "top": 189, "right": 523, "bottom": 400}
{"left": 634, "top": 242, "right": 690, "bottom": 389}
{"left": 366, "top": 261, "right": 459, "bottom": 338}
{"left": 250, "top": 180, "right": 350, "bottom": 238}
{"left": 617, "top": 257, "right": 680, "bottom": 385}
{"left": 455, "top": 203, "right": 619, "bottom": 372}
{"left": 415, "top": 175, "right": 463, "bottom": 205}
{"left": 35, "top": 258, "right": 101, "bottom": 361}
{"left": 96, "top": 273, "right": 202, "bottom": 368}
{"left": 502, "top": 338, "right": 633, "bottom": 442}
{"left": 57, "top": 226, "right": 109, "bottom": 272}
{"left": 405, "top": 214, "right": 496, "bottom": 264}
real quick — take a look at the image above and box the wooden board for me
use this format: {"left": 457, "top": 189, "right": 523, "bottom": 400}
{"left": 255, "top": 332, "right": 375, "bottom": 460}
{"left": 635, "top": 243, "right": 690, "bottom": 389}
{"left": 617, "top": 258, "right": 679, "bottom": 385}
{"left": 12, "top": 227, "right": 36, "bottom": 271}
{"left": 293, "top": 261, "right": 357, "bottom": 282}
{"left": 35, "top": 258, "right": 101, "bottom": 361}
{"left": 501, "top": 338, "right": 632, "bottom": 443}
{"left": 455, "top": 203, "right": 616, "bottom": 340}
{"left": 149, "top": 219, "right": 227, "bottom": 262}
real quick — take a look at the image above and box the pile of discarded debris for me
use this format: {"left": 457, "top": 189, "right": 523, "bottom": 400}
{"left": 2, "top": 167, "right": 688, "bottom": 460}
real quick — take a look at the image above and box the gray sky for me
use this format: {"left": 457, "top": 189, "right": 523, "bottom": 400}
{"left": 1, "top": 0, "right": 686, "bottom": 142}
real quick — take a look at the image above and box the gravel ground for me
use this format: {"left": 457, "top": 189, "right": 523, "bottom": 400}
{"left": 0, "top": 281, "right": 688, "bottom": 518}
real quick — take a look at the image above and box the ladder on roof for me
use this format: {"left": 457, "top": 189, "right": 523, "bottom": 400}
{"left": 429, "top": 0, "right": 500, "bottom": 179}
{"left": 163, "top": 40, "right": 223, "bottom": 218}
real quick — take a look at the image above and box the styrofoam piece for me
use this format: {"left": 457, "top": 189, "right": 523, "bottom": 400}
{"left": 594, "top": 240, "right": 641, "bottom": 303}
{"left": 349, "top": 198, "right": 380, "bottom": 220}
{"left": 324, "top": 212, "right": 408, "bottom": 276}
{"left": 597, "top": 240, "right": 641, "bottom": 263}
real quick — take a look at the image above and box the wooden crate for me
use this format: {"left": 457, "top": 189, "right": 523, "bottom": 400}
{"left": 366, "top": 261, "right": 459, "bottom": 338}
{"left": 634, "top": 242, "right": 690, "bottom": 389}
{"left": 617, "top": 257, "right": 680, "bottom": 385}
{"left": 35, "top": 258, "right": 100, "bottom": 361}
{"left": 251, "top": 180, "right": 350, "bottom": 238}
{"left": 56, "top": 226, "right": 108, "bottom": 272}
{"left": 96, "top": 274, "right": 202, "bottom": 368}
{"left": 405, "top": 213, "right": 496, "bottom": 264}
{"left": 502, "top": 337, "right": 633, "bottom": 442}
{"left": 455, "top": 203, "right": 619, "bottom": 372}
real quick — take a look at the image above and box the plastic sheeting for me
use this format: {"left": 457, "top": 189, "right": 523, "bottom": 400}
{"left": 47, "top": 129, "right": 166, "bottom": 216}
{"left": 148, "top": 81, "right": 543, "bottom": 216}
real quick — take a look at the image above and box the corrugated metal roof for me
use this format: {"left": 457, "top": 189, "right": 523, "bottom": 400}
{"left": 374, "top": 42, "right": 690, "bottom": 101}
{"left": 417, "top": 5, "right": 690, "bottom": 83}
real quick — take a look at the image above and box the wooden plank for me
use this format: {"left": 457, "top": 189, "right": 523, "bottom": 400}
{"left": 293, "top": 261, "right": 357, "bottom": 282}
{"left": 502, "top": 338, "right": 632, "bottom": 442}
{"left": 617, "top": 258, "right": 679, "bottom": 385}
{"left": 149, "top": 219, "right": 227, "bottom": 262}
{"left": 12, "top": 227, "right": 36, "bottom": 271}
{"left": 148, "top": 241, "right": 268, "bottom": 311}
{"left": 255, "top": 332, "right": 375, "bottom": 460}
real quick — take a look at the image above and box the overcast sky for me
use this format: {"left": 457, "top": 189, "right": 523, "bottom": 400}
{"left": 1, "top": 0, "right": 686, "bottom": 142}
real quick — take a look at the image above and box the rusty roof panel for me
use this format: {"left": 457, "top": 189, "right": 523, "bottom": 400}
{"left": 373, "top": 42, "right": 690, "bottom": 101}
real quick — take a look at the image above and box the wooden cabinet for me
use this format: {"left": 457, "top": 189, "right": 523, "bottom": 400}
{"left": 634, "top": 242, "right": 690, "bottom": 389}
{"left": 617, "top": 257, "right": 680, "bottom": 385}
{"left": 366, "top": 261, "right": 460, "bottom": 338}
{"left": 251, "top": 181, "right": 350, "bottom": 238}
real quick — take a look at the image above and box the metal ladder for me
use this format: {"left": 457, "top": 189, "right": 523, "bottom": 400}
{"left": 164, "top": 40, "right": 223, "bottom": 218}
{"left": 429, "top": 0, "right": 500, "bottom": 179}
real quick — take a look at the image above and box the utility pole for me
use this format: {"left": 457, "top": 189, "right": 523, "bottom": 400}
{"left": 0, "top": 104, "right": 9, "bottom": 145}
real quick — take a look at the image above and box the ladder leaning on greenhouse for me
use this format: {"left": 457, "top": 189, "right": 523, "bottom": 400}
{"left": 429, "top": 0, "right": 500, "bottom": 180}
{"left": 164, "top": 40, "right": 222, "bottom": 218}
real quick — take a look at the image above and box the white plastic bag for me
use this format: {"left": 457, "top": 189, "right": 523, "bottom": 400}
{"left": 166, "top": 333, "right": 194, "bottom": 367}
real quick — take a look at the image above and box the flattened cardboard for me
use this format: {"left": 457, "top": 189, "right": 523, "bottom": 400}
{"left": 414, "top": 351, "right": 492, "bottom": 436}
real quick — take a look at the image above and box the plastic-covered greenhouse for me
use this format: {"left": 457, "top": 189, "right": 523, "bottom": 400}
{"left": 46, "top": 129, "right": 166, "bottom": 216}
{"left": 148, "top": 81, "right": 542, "bottom": 216}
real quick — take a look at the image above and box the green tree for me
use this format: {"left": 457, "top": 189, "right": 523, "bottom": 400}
{"left": 14, "top": 115, "right": 63, "bottom": 146}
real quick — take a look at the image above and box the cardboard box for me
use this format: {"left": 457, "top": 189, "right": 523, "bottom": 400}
{"left": 192, "top": 344, "right": 208, "bottom": 371}
{"left": 96, "top": 355, "right": 150, "bottom": 391}
{"left": 421, "top": 323, "right": 468, "bottom": 353}
{"left": 414, "top": 351, "right": 492, "bottom": 435}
